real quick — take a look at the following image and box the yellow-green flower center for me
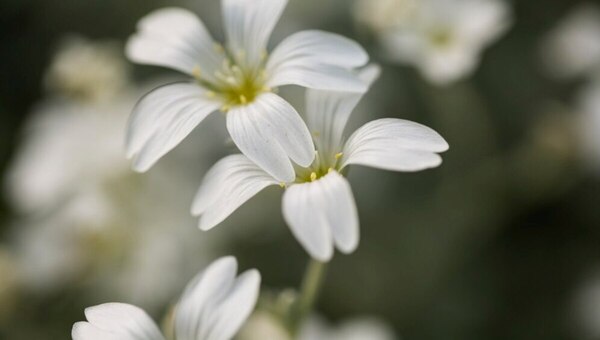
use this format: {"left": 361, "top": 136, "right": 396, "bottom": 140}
{"left": 193, "top": 46, "right": 271, "bottom": 111}
{"left": 295, "top": 151, "right": 344, "bottom": 183}
{"left": 429, "top": 28, "right": 454, "bottom": 47}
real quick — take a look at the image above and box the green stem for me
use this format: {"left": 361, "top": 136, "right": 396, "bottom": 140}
{"left": 288, "top": 259, "right": 327, "bottom": 336}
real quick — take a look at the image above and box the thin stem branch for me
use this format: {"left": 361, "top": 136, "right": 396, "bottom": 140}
{"left": 288, "top": 259, "right": 327, "bottom": 336}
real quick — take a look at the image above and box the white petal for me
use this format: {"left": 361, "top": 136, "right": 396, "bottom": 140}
{"left": 72, "top": 322, "right": 115, "bottom": 340}
{"left": 226, "top": 93, "right": 315, "bottom": 182}
{"left": 542, "top": 4, "right": 600, "bottom": 78}
{"left": 191, "top": 154, "right": 278, "bottom": 230}
{"left": 342, "top": 118, "right": 449, "bottom": 172}
{"left": 318, "top": 172, "right": 359, "bottom": 254}
{"left": 205, "top": 269, "right": 261, "bottom": 340}
{"left": 126, "top": 8, "right": 224, "bottom": 80}
{"left": 419, "top": 45, "right": 478, "bottom": 85}
{"left": 306, "top": 65, "right": 381, "bottom": 160}
{"left": 282, "top": 171, "right": 358, "bottom": 261}
{"left": 175, "top": 256, "right": 238, "bottom": 340}
{"left": 126, "top": 82, "right": 220, "bottom": 172}
{"left": 73, "top": 303, "right": 164, "bottom": 340}
{"left": 266, "top": 30, "right": 369, "bottom": 92}
{"left": 455, "top": 0, "right": 511, "bottom": 48}
{"left": 175, "top": 257, "right": 261, "bottom": 340}
{"left": 222, "top": 0, "right": 287, "bottom": 67}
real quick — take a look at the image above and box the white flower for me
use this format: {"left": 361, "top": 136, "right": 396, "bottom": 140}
{"left": 6, "top": 38, "right": 223, "bottom": 308}
{"left": 357, "top": 0, "right": 511, "bottom": 85}
{"left": 353, "top": 0, "right": 418, "bottom": 33}
{"left": 125, "top": 0, "right": 370, "bottom": 182}
{"left": 238, "top": 312, "right": 398, "bottom": 340}
{"left": 192, "top": 66, "right": 449, "bottom": 261}
{"left": 541, "top": 3, "right": 600, "bottom": 79}
{"left": 72, "top": 256, "right": 261, "bottom": 340}
{"left": 299, "top": 316, "right": 398, "bottom": 340}
{"left": 6, "top": 98, "right": 131, "bottom": 214}
{"left": 44, "top": 36, "right": 129, "bottom": 102}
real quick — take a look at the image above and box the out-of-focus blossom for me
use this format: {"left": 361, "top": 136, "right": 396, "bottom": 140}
{"left": 72, "top": 256, "right": 261, "bottom": 340}
{"left": 44, "top": 36, "right": 129, "bottom": 102}
{"left": 576, "top": 77, "right": 600, "bottom": 172}
{"left": 5, "top": 37, "right": 221, "bottom": 309}
{"left": 192, "top": 65, "right": 448, "bottom": 261}
{"left": 355, "top": 0, "right": 511, "bottom": 85}
{"left": 236, "top": 311, "right": 291, "bottom": 340}
{"left": 541, "top": 3, "right": 600, "bottom": 79}
{"left": 353, "top": 0, "right": 417, "bottom": 33}
{"left": 299, "top": 316, "right": 398, "bottom": 340}
{"left": 6, "top": 99, "right": 130, "bottom": 213}
{"left": 238, "top": 312, "right": 398, "bottom": 340}
{"left": 125, "top": 0, "right": 370, "bottom": 182}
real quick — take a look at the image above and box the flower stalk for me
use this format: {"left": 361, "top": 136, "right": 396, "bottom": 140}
{"left": 288, "top": 259, "right": 328, "bottom": 336}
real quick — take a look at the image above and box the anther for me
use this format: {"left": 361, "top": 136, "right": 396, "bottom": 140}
{"left": 335, "top": 152, "right": 343, "bottom": 159}
{"left": 310, "top": 172, "right": 317, "bottom": 181}
{"left": 239, "top": 95, "right": 247, "bottom": 104}
{"left": 279, "top": 182, "right": 286, "bottom": 188}
{"left": 221, "top": 105, "right": 230, "bottom": 112}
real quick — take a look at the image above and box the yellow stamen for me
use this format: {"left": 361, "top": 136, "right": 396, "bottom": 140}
{"left": 239, "top": 95, "right": 247, "bottom": 104}
{"left": 335, "top": 152, "right": 343, "bottom": 159}
{"left": 221, "top": 105, "right": 230, "bottom": 112}
{"left": 328, "top": 168, "right": 334, "bottom": 173}
{"left": 310, "top": 172, "right": 317, "bottom": 182}
{"left": 279, "top": 182, "right": 286, "bottom": 188}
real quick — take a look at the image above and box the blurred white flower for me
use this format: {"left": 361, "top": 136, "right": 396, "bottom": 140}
{"left": 72, "top": 256, "right": 261, "bottom": 340}
{"left": 575, "top": 77, "right": 600, "bottom": 172}
{"left": 192, "top": 65, "right": 448, "bottom": 261}
{"left": 541, "top": 3, "right": 600, "bottom": 79}
{"left": 5, "top": 38, "right": 222, "bottom": 309}
{"left": 44, "top": 36, "right": 129, "bottom": 102}
{"left": 353, "top": 0, "right": 417, "bottom": 33}
{"left": 125, "top": 0, "right": 370, "bottom": 182}
{"left": 299, "top": 316, "right": 398, "bottom": 340}
{"left": 236, "top": 311, "right": 291, "bottom": 340}
{"left": 356, "top": 0, "right": 511, "bottom": 85}
{"left": 6, "top": 99, "right": 130, "bottom": 214}
{"left": 238, "top": 312, "right": 398, "bottom": 340}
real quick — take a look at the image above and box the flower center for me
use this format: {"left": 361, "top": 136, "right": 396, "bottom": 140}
{"left": 194, "top": 47, "right": 271, "bottom": 110}
{"left": 429, "top": 28, "right": 454, "bottom": 48}
{"left": 294, "top": 151, "right": 344, "bottom": 183}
